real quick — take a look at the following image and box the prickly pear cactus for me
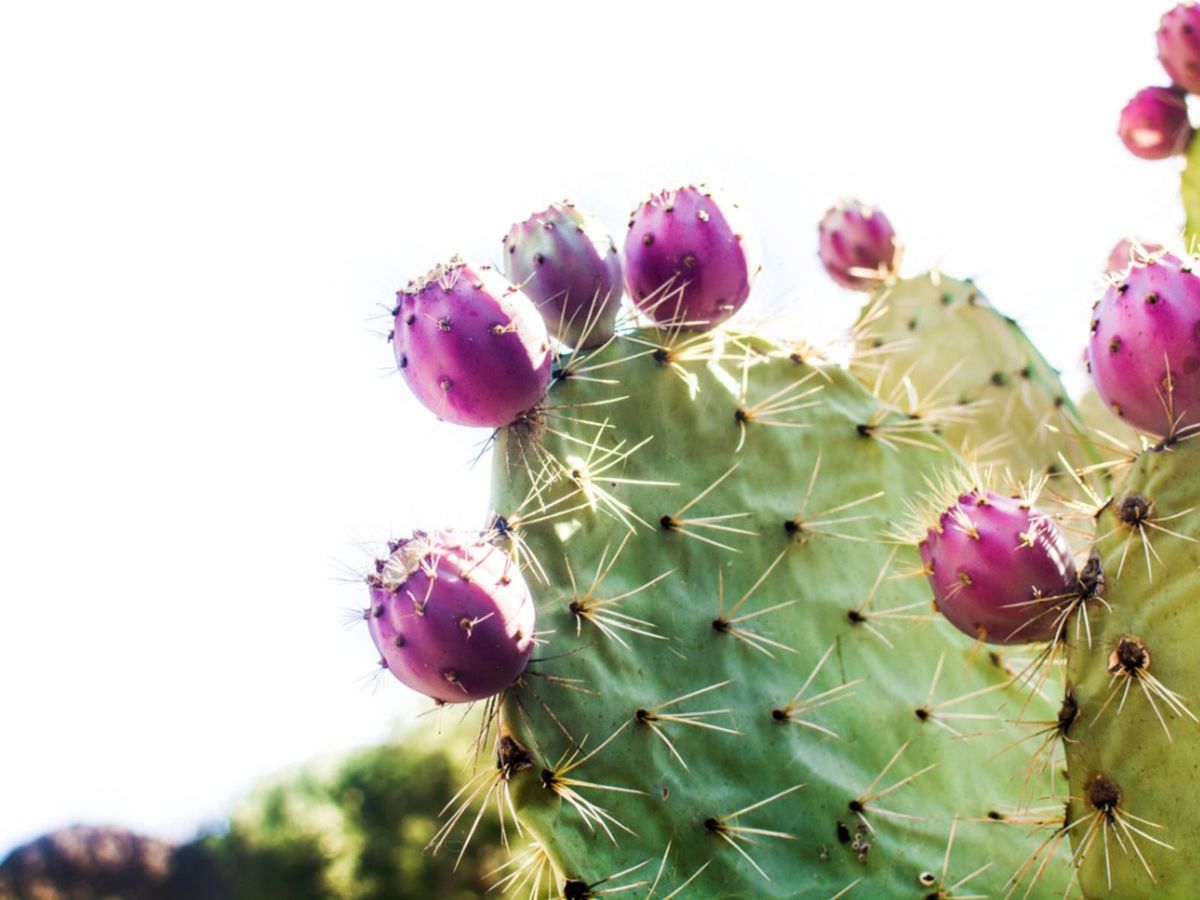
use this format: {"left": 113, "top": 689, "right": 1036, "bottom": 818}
{"left": 851, "top": 273, "right": 1092, "bottom": 480}
{"left": 481, "top": 327, "right": 1071, "bottom": 896}
{"left": 1063, "top": 435, "right": 1200, "bottom": 898}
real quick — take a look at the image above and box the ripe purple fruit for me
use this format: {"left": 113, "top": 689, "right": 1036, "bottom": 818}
{"left": 1158, "top": 3, "right": 1200, "bottom": 94}
{"left": 818, "top": 199, "right": 900, "bottom": 290}
{"left": 624, "top": 185, "right": 760, "bottom": 330}
{"left": 919, "top": 491, "right": 1076, "bottom": 645}
{"left": 1117, "top": 86, "right": 1192, "bottom": 160}
{"left": 1087, "top": 252, "right": 1200, "bottom": 436}
{"left": 502, "top": 202, "right": 623, "bottom": 350}
{"left": 392, "top": 257, "right": 552, "bottom": 428}
{"left": 365, "top": 532, "right": 536, "bottom": 703}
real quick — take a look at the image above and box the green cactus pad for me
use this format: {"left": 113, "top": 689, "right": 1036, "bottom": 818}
{"left": 1075, "top": 385, "right": 1143, "bottom": 477}
{"left": 1065, "top": 436, "right": 1200, "bottom": 898}
{"left": 1076, "top": 386, "right": 1128, "bottom": 440}
{"left": 481, "top": 327, "right": 1071, "bottom": 897}
{"left": 851, "top": 273, "right": 1091, "bottom": 485}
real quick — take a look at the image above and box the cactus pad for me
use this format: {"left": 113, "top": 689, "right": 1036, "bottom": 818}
{"left": 1064, "top": 435, "right": 1200, "bottom": 897}
{"left": 851, "top": 272, "right": 1090, "bottom": 484}
{"left": 477, "top": 326, "right": 1070, "bottom": 896}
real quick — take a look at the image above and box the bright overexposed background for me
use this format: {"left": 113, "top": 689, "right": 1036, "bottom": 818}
{"left": 0, "top": 0, "right": 1181, "bottom": 856}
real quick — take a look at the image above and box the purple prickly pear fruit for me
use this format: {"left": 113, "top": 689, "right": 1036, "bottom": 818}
{"left": 817, "top": 198, "right": 901, "bottom": 290}
{"left": 1106, "top": 237, "right": 1165, "bottom": 276}
{"left": 1086, "top": 252, "right": 1200, "bottom": 436}
{"left": 501, "top": 202, "right": 623, "bottom": 350}
{"left": 1158, "top": 3, "right": 1200, "bottom": 94}
{"left": 623, "top": 185, "right": 761, "bottom": 330}
{"left": 392, "top": 257, "right": 552, "bottom": 428}
{"left": 365, "top": 531, "right": 536, "bottom": 703}
{"left": 918, "top": 491, "right": 1076, "bottom": 645}
{"left": 1117, "top": 86, "right": 1192, "bottom": 160}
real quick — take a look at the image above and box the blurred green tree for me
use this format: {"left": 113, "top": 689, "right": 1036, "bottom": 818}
{"left": 2, "top": 724, "right": 512, "bottom": 899}
{"left": 176, "top": 727, "right": 511, "bottom": 899}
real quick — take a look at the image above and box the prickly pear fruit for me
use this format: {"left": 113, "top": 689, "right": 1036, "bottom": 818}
{"left": 365, "top": 531, "right": 535, "bottom": 703}
{"left": 502, "top": 202, "right": 623, "bottom": 350}
{"left": 818, "top": 198, "right": 900, "bottom": 290}
{"left": 1108, "top": 237, "right": 1166, "bottom": 276}
{"left": 392, "top": 257, "right": 552, "bottom": 428}
{"left": 919, "top": 489, "right": 1077, "bottom": 644}
{"left": 1118, "top": 86, "right": 1192, "bottom": 160}
{"left": 624, "top": 185, "right": 760, "bottom": 330}
{"left": 1159, "top": 3, "right": 1200, "bottom": 94}
{"left": 1086, "top": 252, "right": 1200, "bottom": 437}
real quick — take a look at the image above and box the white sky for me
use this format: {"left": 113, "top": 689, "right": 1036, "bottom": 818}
{"left": 0, "top": 0, "right": 1179, "bottom": 855}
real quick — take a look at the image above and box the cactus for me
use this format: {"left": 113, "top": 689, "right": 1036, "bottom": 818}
{"left": 825, "top": 205, "right": 1092, "bottom": 485}
{"left": 363, "top": 190, "right": 1111, "bottom": 896}
{"left": 1061, "top": 435, "right": 1200, "bottom": 896}
{"left": 1086, "top": 251, "right": 1200, "bottom": 438}
{"left": 623, "top": 185, "right": 761, "bottom": 329}
{"left": 471, "top": 323, "right": 1071, "bottom": 896}
{"left": 1058, "top": 245, "right": 1200, "bottom": 897}
{"left": 391, "top": 257, "right": 552, "bottom": 427}
{"left": 502, "top": 202, "right": 624, "bottom": 350}
{"left": 1118, "top": 87, "right": 1192, "bottom": 161}
{"left": 847, "top": 266, "right": 1093, "bottom": 486}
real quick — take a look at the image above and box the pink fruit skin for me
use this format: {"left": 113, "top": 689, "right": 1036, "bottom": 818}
{"left": 818, "top": 199, "right": 899, "bottom": 290}
{"left": 1159, "top": 3, "right": 1200, "bottom": 94}
{"left": 1087, "top": 253, "right": 1200, "bottom": 436}
{"left": 919, "top": 492, "right": 1076, "bottom": 645}
{"left": 502, "top": 202, "right": 623, "bottom": 350}
{"left": 367, "top": 534, "right": 535, "bottom": 703}
{"left": 1117, "top": 86, "right": 1192, "bottom": 160}
{"left": 624, "top": 186, "right": 758, "bottom": 330}
{"left": 1106, "top": 238, "right": 1165, "bottom": 276}
{"left": 393, "top": 259, "right": 551, "bottom": 428}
